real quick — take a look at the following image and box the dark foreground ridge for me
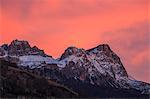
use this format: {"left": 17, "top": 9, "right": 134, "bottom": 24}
{"left": 0, "top": 59, "right": 78, "bottom": 98}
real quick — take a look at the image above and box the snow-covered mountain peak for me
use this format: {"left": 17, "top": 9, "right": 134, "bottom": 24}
{"left": 60, "top": 46, "right": 86, "bottom": 60}
{"left": 87, "top": 44, "right": 123, "bottom": 65}
{"left": 87, "top": 44, "right": 111, "bottom": 53}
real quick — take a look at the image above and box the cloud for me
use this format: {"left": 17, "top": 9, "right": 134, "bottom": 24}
{"left": 1, "top": 0, "right": 148, "bottom": 19}
{"left": 1, "top": 0, "right": 34, "bottom": 20}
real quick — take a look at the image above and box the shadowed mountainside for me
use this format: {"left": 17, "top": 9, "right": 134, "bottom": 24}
{"left": 0, "top": 58, "right": 78, "bottom": 98}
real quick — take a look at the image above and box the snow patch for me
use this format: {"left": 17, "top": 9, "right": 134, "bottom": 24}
{"left": 18, "top": 55, "right": 63, "bottom": 68}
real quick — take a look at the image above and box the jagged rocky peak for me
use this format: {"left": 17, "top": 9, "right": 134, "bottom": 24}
{"left": 30, "top": 45, "right": 47, "bottom": 56}
{"left": 0, "top": 39, "right": 49, "bottom": 57}
{"left": 8, "top": 39, "right": 31, "bottom": 55}
{"left": 87, "top": 44, "right": 128, "bottom": 77}
{"left": 60, "top": 46, "right": 86, "bottom": 60}
{"left": 96, "top": 44, "right": 112, "bottom": 51}
{"left": 9, "top": 39, "right": 31, "bottom": 49}
{"left": 87, "top": 44, "right": 112, "bottom": 54}
{"left": 11, "top": 39, "right": 30, "bottom": 45}
{"left": 87, "top": 44, "right": 122, "bottom": 64}
{"left": 32, "top": 46, "right": 40, "bottom": 50}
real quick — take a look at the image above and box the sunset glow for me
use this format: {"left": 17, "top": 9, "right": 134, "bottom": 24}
{"left": 1, "top": 0, "right": 149, "bottom": 82}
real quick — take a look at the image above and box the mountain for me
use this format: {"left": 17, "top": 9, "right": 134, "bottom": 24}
{"left": 0, "top": 39, "right": 50, "bottom": 57}
{"left": 0, "top": 39, "right": 150, "bottom": 98}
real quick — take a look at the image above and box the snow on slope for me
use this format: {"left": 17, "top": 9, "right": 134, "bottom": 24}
{"left": 127, "top": 79, "right": 150, "bottom": 94}
{"left": 18, "top": 55, "right": 65, "bottom": 69}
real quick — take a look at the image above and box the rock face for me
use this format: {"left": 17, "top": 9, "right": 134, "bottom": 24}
{"left": 0, "top": 39, "right": 48, "bottom": 57}
{"left": 0, "top": 39, "right": 150, "bottom": 98}
{"left": 8, "top": 39, "right": 31, "bottom": 56}
{"left": 59, "top": 44, "right": 128, "bottom": 83}
{"left": 60, "top": 47, "right": 86, "bottom": 60}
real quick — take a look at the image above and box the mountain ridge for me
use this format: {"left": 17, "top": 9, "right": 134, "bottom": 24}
{"left": 0, "top": 39, "right": 150, "bottom": 98}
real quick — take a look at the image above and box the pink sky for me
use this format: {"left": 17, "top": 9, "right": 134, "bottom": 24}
{"left": 0, "top": 0, "right": 150, "bottom": 82}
